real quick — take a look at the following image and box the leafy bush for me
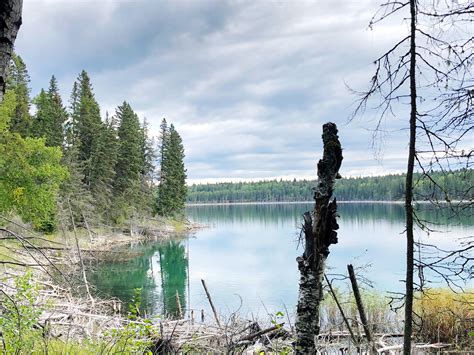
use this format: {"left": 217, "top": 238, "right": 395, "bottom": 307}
{"left": 0, "top": 271, "right": 43, "bottom": 353}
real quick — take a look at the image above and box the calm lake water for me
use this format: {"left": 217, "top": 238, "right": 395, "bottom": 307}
{"left": 88, "top": 203, "right": 472, "bottom": 320}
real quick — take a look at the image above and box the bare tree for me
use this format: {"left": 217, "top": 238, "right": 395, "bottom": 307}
{"left": 0, "top": 0, "right": 23, "bottom": 103}
{"left": 353, "top": 1, "right": 472, "bottom": 353}
{"left": 294, "top": 122, "right": 343, "bottom": 354}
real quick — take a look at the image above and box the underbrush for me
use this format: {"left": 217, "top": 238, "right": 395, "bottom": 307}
{"left": 0, "top": 272, "right": 158, "bottom": 354}
{"left": 320, "top": 288, "right": 402, "bottom": 334}
{"left": 415, "top": 288, "right": 473, "bottom": 346}
{"left": 2, "top": 271, "right": 472, "bottom": 353}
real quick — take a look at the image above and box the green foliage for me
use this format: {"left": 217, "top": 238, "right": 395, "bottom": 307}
{"left": 6, "top": 53, "right": 32, "bottom": 137}
{"left": 0, "top": 273, "right": 156, "bottom": 354}
{"left": 73, "top": 70, "right": 103, "bottom": 186}
{"left": 104, "top": 320, "right": 155, "bottom": 354}
{"left": 114, "top": 102, "right": 142, "bottom": 193}
{"left": 89, "top": 112, "right": 118, "bottom": 219}
{"left": 32, "top": 75, "right": 67, "bottom": 147}
{"left": 0, "top": 90, "right": 68, "bottom": 232}
{"left": 156, "top": 122, "right": 187, "bottom": 217}
{"left": 0, "top": 271, "right": 43, "bottom": 354}
{"left": 128, "top": 288, "right": 143, "bottom": 320}
{"left": 187, "top": 170, "right": 473, "bottom": 203}
{"left": 58, "top": 144, "right": 95, "bottom": 229}
{"left": 1, "top": 56, "right": 179, "bottom": 231}
{"left": 0, "top": 90, "right": 16, "bottom": 133}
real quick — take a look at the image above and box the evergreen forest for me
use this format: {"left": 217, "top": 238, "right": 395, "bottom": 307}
{"left": 0, "top": 54, "right": 187, "bottom": 232}
{"left": 187, "top": 170, "right": 473, "bottom": 203}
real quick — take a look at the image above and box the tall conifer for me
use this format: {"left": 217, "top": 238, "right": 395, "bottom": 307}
{"left": 156, "top": 123, "right": 186, "bottom": 216}
{"left": 75, "top": 70, "right": 103, "bottom": 185}
{"left": 90, "top": 112, "right": 118, "bottom": 219}
{"left": 32, "top": 75, "right": 67, "bottom": 147}
{"left": 6, "top": 53, "right": 31, "bottom": 136}
{"left": 114, "top": 102, "right": 142, "bottom": 195}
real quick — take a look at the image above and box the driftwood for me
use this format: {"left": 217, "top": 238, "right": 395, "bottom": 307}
{"left": 201, "top": 279, "right": 221, "bottom": 328}
{"left": 295, "top": 122, "right": 343, "bottom": 353}
{"left": 0, "top": 0, "right": 23, "bottom": 102}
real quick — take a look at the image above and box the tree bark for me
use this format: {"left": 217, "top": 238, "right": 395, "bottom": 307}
{"left": 403, "top": 1, "right": 417, "bottom": 354}
{"left": 295, "top": 122, "right": 343, "bottom": 354}
{"left": 0, "top": 0, "right": 23, "bottom": 103}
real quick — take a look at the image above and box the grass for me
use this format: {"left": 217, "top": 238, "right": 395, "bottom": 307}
{"left": 415, "top": 288, "right": 473, "bottom": 345}
{"left": 320, "top": 288, "right": 402, "bottom": 334}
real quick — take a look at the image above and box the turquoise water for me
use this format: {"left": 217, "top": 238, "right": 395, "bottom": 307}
{"left": 88, "top": 203, "right": 472, "bottom": 319}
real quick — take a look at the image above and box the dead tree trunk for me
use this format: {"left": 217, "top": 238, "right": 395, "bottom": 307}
{"left": 0, "top": 0, "right": 23, "bottom": 103}
{"left": 294, "top": 122, "right": 343, "bottom": 354}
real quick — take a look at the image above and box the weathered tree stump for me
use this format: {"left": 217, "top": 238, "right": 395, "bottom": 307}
{"left": 294, "top": 122, "right": 343, "bottom": 354}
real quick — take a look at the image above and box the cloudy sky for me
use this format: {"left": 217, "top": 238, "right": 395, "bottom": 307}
{"left": 15, "top": 0, "right": 414, "bottom": 184}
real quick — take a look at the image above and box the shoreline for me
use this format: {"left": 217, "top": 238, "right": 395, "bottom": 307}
{"left": 83, "top": 219, "right": 202, "bottom": 254}
{"left": 184, "top": 200, "right": 454, "bottom": 206}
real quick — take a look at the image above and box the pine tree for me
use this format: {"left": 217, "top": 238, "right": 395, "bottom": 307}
{"left": 138, "top": 118, "right": 156, "bottom": 214}
{"left": 58, "top": 143, "right": 95, "bottom": 229}
{"left": 74, "top": 70, "right": 103, "bottom": 185}
{"left": 114, "top": 102, "right": 142, "bottom": 194}
{"left": 31, "top": 89, "right": 50, "bottom": 139}
{"left": 89, "top": 112, "right": 118, "bottom": 220}
{"left": 6, "top": 53, "right": 32, "bottom": 137}
{"left": 158, "top": 118, "right": 168, "bottom": 185}
{"left": 65, "top": 81, "right": 79, "bottom": 147}
{"left": 156, "top": 123, "right": 187, "bottom": 216}
{"left": 156, "top": 119, "right": 169, "bottom": 215}
{"left": 110, "top": 102, "right": 143, "bottom": 221}
{"left": 168, "top": 125, "right": 187, "bottom": 212}
{"left": 31, "top": 75, "right": 67, "bottom": 147}
{"left": 46, "top": 75, "right": 67, "bottom": 147}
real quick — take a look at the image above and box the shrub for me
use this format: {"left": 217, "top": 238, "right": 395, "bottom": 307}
{"left": 415, "top": 288, "right": 473, "bottom": 345}
{"left": 0, "top": 271, "right": 43, "bottom": 353}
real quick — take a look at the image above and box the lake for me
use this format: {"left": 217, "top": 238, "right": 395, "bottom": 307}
{"left": 88, "top": 202, "right": 472, "bottom": 320}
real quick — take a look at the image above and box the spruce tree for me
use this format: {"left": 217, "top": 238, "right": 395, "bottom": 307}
{"left": 74, "top": 70, "right": 103, "bottom": 185}
{"left": 32, "top": 76, "right": 67, "bottom": 147}
{"left": 89, "top": 112, "right": 118, "bottom": 220}
{"left": 156, "top": 119, "right": 169, "bottom": 215}
{"left": 138, "top": 118, "right": 156, "bottom": 214}
{"left": 156, "top": 123, "right": 187, "bottom": 216}
{"left": 6, "top": 53, "right": 32, "bottom": 137}
{"left": 31, "top": 89, "right": 51, "bottom": 140}
{"left": 168, "top": 124, "right": 187, "bottom": 212}
{"left": 158, "top": 118, "right": 168, "bottom": 185}
{"left": 65, "top": 81, "right": 79, "bottom": 147}
{"left": 58, "top": 143, "right": 95, "bottom": 229}
{"left": 46, "top": 75, "right": 67, "bottom": 147}
{"left": 111, "top": 102, "right": 143, "bottom": 221}
{"left": 114, "top": 102, "right": 142, "bottom": 193}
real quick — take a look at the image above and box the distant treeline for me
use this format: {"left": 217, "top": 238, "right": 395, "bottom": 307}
{"left": 187, "top": 170, "right": 473, "bottom": 203}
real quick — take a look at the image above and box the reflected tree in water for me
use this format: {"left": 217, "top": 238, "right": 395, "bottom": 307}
{"left": 159, "top": 241, "right": 188, "bottom": 318}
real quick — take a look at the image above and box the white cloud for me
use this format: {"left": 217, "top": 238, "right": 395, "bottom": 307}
{"left": 15, "top": 0, "right": 424, "bottom": 183}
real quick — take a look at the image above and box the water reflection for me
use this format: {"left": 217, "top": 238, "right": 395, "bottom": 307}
{"left": 89, "top": 240, "right": 188, "bottom": 318}
{"left": 89, "top": 203, "right": 472, "bottom": 318}
{"left": 186, "top": 202, "right": 472, "bottom": 228}
{"left": 159, "top": 241, "right": 188, "bottom": 317}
